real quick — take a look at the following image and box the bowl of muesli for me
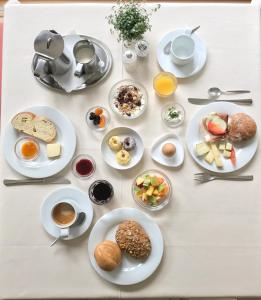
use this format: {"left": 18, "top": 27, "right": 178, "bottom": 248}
{"left": 109, "top": 79, "right": 148, "bottom": 119}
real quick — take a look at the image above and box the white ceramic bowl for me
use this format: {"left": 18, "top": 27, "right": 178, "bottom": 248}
{"left": 109, "top": 79, "right": 148, "bottom": 119}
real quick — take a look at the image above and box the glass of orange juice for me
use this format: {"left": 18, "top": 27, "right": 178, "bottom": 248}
{"left": 153, "top": 72, "right": 178, "bottom": 97}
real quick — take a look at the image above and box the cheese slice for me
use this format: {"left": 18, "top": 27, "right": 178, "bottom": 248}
{"left": 226, "top": 142, "right": 233, "bottom": 151}
{"left": 204, "top": 150, "right": 214, "bottom": 164}
{"left": 195, "top": 142, "right": 210, "bottom": 156}
{"left": 47, "top": 143, "right": 61, "bottom": 158}
{"left": 210, "top": 143, "right": 223, "bottom": 168}
{"left": 223, "top": 150, "right": 231, "bottom": 158}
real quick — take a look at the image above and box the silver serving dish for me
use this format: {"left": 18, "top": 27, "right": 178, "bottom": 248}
{"left": 32, "top": 34, "right": 112, "bottom": 93}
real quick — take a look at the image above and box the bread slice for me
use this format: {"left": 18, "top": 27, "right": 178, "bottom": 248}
{"left": 11, "top": 112, "right": 57, "bottom": 143}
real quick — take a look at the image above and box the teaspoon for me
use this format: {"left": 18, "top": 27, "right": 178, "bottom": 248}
{"left": 208, "top": 87, "right": 250, "bottom": 98}
{"left": 49, "top": 212, "right": 86, "bottom": 247}
{"left": 164, "top": 25, "right": 200, "bottom": 55}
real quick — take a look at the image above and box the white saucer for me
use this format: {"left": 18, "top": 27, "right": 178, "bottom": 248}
{"left": 151, "top": 133, "right": 184, "bottom": 167}
{"left": 157, "top": 28, "right": 207, "bottom": 79}
{"left": 41, "top": 187, "right": 93, "bottom": 240}
{"left": 101, "top": 127, "right": 144, "bottom": 170}
{"left": 88, "top": 208, "right": 164, "bottom": 285}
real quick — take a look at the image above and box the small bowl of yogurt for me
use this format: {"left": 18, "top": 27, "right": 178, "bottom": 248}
{"left": 161, "top": 102, "right": 185, "bottom": 128}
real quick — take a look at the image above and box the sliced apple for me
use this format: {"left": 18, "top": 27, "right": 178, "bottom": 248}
{"left": 206, "top": 116, "right": 227, "bottom": 136}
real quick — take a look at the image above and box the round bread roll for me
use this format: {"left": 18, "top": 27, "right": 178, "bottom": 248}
{"left": 94, "top": 240, "right": 122, "bottom": 271}
{"left": 228, "top": 113, "right": 257, "bottom": 142}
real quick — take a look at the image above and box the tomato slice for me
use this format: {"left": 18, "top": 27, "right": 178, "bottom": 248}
{"left": 230, "top": 147, "right": 236, "bottom": 166}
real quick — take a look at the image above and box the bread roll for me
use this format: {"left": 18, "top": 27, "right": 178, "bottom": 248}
{"left": 228, "top": 113, "right": 256, "bottom": 142}
{"left": 94, "top": 240, "right": 121, "bottom": 271}
{"left": 11, "top": 112, "right": 56, "bottom": 143}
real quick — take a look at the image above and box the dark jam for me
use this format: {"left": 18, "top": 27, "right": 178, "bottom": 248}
{"left": 75, "top": 159, "right": 93, "bottom": 176}
{"left": 89, "top": 180, "right": 114, "bottom": 205}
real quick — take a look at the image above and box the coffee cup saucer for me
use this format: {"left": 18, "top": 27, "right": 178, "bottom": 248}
{"left": 40, "top": 186, "right": 94, "bottom": 240}
{"left": 157, "top": 28, "right": 207, "bottom": 79}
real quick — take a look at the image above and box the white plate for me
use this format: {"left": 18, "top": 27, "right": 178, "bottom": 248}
{"left": 186, "top": 102, "right": 258, "bottom": 173}
{"left": 157, "top": 28, "right": 207, "bottom": 79}
{"left": 41, "top": 187, "right": 93, "bottom": 240}
{"left": 3, "top": 105, "right": 76, "bottom": 178}
{"left": 151, "top": 133, "right": 184, "bottom": 167}
{"left": 88, "top": 207, "right": 164, "bottom": 285}
{"left": 101, "top": 127, "right": 144, "bottom": 170}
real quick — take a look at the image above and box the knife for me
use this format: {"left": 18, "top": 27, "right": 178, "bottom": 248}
{"left": 3, "top": 178, "right": 71, "bottom": 186}
{"left": 188, "top": 98, "right": 252, "bottom": 105}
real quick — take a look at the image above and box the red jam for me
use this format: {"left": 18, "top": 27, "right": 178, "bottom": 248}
{"left": 75, "top": 159, "right": 93, "bottom": 176}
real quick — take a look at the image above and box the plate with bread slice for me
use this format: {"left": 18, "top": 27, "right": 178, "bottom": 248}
{"left": 3, "top": 105, "right": 76, "bottom": 178}
{"left": 88, "top": 208, "right": 164, "bottom": 285}
{"left": 186, "top": 102, "right": 258, "bottom": 173}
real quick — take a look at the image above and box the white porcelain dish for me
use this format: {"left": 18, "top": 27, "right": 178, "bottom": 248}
{"left": 101, "top": 127, "right": 144, "bottom": 170}
{"left": 88, "top": 207, "right": 164, "bottom": 285}
{"left": 41, "top": 187, "right": 93, "bottom": 240}
{"left": 186, "top": 102, "right": 258, "bottom": 173}
{"left": 3, "top": 105, "right": 76, "bottom": 178}
{"left": 151, "top": 133, "right": 184, "bottom": 167}
{"left": 157, "top": 28, "right": 207, "bottom": 79}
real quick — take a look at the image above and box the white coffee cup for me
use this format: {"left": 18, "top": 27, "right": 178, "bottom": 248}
{"left": 170, "top": 33, "right": 195, "bottom": 66}
{"left": 51, "top": 200, "right": 79, "bottom": 238}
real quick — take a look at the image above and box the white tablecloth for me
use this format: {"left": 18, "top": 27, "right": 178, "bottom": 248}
{"left": 1, "top": 2, "right": 261, "bottom": 299}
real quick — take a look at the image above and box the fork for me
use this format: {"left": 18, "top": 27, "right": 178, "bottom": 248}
{"left": 194, "top": 173, "right": 253, "bottom": 183}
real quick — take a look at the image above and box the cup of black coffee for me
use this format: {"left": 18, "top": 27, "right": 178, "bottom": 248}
{"left": 88, "top": 180, "right": 114, "bottom": 205}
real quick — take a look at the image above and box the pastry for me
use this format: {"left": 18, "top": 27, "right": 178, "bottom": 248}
{"left": 11, "top": 112, "right": 56, "bottom": 143}
{"left": 94, "top": 240, "right": 122, "bottom": 271}
{"left": 116, "top": 150, "right": 131, "bottom": 165}
{"left": 115, "top": 220, "right": 151, "bottom": 259}
{"left": 162, "top": 143, "right": 176, "bottom": 157}
{"left": 123, "top": 137, "right": 136, "bottom": 151}
{"left": 108, "top": 136, "right": 122, "bottom": 151}
{"left": 228, "top": 113, "right": 257, "bottom": 142}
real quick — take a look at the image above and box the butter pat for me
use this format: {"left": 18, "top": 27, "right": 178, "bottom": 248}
{"left": 47, "top": 143, "right": 61, "bottom": 158}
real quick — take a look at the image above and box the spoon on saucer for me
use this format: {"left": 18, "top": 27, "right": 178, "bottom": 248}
{"left": 208, "top": 87, "right": 250, "bottom": 98}
{"left": 49, "top": 212, "right": 86, "bottom": 247}
{"left": 164, "top": 25, "right": 200, "bottom": 55}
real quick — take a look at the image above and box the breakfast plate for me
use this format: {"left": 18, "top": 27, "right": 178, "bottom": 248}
{"left": 41, "top": 187, "right": 93, "bottom": 240}
{"left": 101, "top": 127, "right": 144, "bottom": 170}
{"left": 88, "top": 207, "right": 164, "bottom": 285}
{"left": 186, "top": 102, "right": 258, "bottom": 173}
{"left": 157, "top": 28, "right": 207, "bottom": 79}
{"left": 3, "top": 105, "right": 76, "bottom": 178}
{"left": 151, "top": 133, "right": 184, "bottom": 167}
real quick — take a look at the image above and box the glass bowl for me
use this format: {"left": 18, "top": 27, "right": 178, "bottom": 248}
{"left": 132, "top": 169, "right": 172, "bottom": 211}
{"left": 153, "top": 72, "right": 178, "bottom": 97}
{"left": 109, "top": 79, "right": 148, "bottom": 119}
{"left": 14, "top": 136, "right": 40, "bottom": 162}
{"left": 71, "top": 154, "right": 96, "bottom": 179}
{"left": 86, "top": 106, "right": 110, "bottom": 131}
{"left": 161, "top": 102, "right": 185, "bottom": 128}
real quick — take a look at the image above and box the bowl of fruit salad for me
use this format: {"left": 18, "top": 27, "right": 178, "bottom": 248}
{"left": 86, "top": 106, "right": 110, "bottom": 131}
{"left": 132, "top": 170, "right": 172, "bottom": 211}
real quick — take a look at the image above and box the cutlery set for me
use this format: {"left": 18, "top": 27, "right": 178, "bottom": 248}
{"left": 189, "top": 87, "right": 252, "bottom": 105}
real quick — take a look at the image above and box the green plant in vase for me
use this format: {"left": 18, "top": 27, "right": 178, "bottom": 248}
{"left": 107, "top": 0, "right": 160, "bottom": 46}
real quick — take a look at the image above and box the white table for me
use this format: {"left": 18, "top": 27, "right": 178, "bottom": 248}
{"left": 1, "top": 1, "right": 261, "bottom": 299}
